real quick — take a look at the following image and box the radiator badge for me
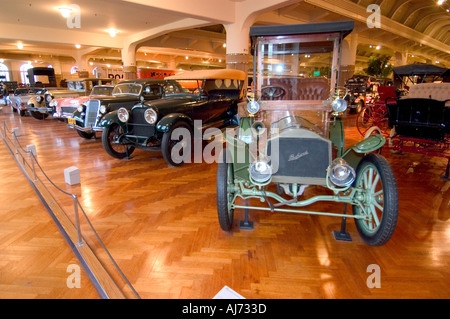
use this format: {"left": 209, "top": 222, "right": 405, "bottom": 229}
{"left": 288, "top": 150, "right": 309, "bottom": 161}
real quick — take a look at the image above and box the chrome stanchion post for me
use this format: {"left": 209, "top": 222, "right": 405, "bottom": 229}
{"left": 12, "top": 129, "right": 17, "bottom": 154}
{"left": 73, "top": 195, "right": 83, "bottom": 247}
{"left": 29, "top": 151, "right": 37, "bottom": 182}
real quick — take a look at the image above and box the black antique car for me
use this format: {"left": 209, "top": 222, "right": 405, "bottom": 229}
{"left": 99, "top": 69, "right": 246, "bottom": 166}
{"left": 68, "top": 79, "right": 165, "bottom": 139}
{"left": 345, "top": 75, "right": 379, "bottom": 113}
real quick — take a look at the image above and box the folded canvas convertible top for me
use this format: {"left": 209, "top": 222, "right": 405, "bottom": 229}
{"left": 393, "top": 63, "right": 448, "bottom": 76}
{"left": 165, "top": 69, "right": 246, "bottom": 81}
{"left": 250, "top": 20, "right": 354, "bottom": 38}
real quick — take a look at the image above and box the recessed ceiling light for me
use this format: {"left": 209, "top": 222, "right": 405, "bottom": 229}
{"left": 58, "top": 7, "right": 73, "bottom": 18}
{"left": 106, "top": 28, "right": 119, "bottom": 37}
{"left": 17, "top": 42, "right": 23, "bottom": 50}
{"left": 75, "top": 44, "right": 81, "bottom": 49}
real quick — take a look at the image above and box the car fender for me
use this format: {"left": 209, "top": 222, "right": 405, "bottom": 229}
{"left": 341, "top": 134, "right": 386, "bottom": 168}
{"left": 156, "top": 113, "right": 193, "bottom": 133}
{"left": 98, "top": 110, "right": 120, "bottom": 128}
{"left": 69, "top": 110, "right": 85, "bottom": 125}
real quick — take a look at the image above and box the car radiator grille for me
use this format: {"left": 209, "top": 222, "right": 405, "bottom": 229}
{"left": 85, "top": 100, "right": 100, "bottom": 128}
{"left": 128, "top": 108, "right": 155, "bottom": 137}
{"left": 61, "top": 106, "right": 76, "bottom": 114}
{"left": 267, "top": 135, "right": 331, "bottom": 185}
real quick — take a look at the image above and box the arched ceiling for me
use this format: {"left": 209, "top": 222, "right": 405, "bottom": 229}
{"left": 0, "top": 0, "right": 448, "bottom": 73}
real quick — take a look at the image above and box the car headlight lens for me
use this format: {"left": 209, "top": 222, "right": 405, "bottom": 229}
{"left": 77, "top": 105, "right": 84, "bottom": 113}
{"left": 247, "top": 100, "right": 260, "bottom": 114}
{"left": 332, "top": 98, "right": 347, "bottom": 113}
{"left": 144, "top": 108, "right": 157, "bottom": 124}
{"left": 117, "top": 107, "right": 129, "bottom": 123}
{"left": 100, "top": 105, "right": 107, "bottom": 114}
{"left": 35, "top": 96, "right": 43, "bottom": 103}
{"left": 328, "top": 158, "right": 355, "bottom": 187}
{"left": 45, "top": 95, "right": 53, "bottom": 103}
{"left": 249, "top": 161, "right": 272, "bottom": 184}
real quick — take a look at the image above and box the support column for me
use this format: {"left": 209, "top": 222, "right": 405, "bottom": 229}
{"left": 340, "top": 33, "right": 358, "bottom": 86}
{"left": 51, "top": 58, "right": 63, "bottom": 86}
{"left": 394, "top": 51, "right": 407, "bottom": 67}
{"left": 73, "top": 54, "right": 90, "bottom": 78}
{"left": 224, "top": 19, "right": 253, "bottom": 75}
{"left": 121, "top": 43, "right": 137, "bottom": 80}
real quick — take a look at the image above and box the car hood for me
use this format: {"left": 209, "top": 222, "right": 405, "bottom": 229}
{"left": 14, "top": 95, "right": 35, "bottom": 102}
{"left": 141, "top": 94, "right": 198, "bottom": 112}
{"left": 55, "top": 96, "right": 89, "bottom": 106}
{"left": 89, "top": 94, "right": 140, "bottom": 103}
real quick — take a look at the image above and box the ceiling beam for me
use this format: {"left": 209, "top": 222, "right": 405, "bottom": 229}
{"left": 303, "top": 0, "right": 450, "bottom": 56}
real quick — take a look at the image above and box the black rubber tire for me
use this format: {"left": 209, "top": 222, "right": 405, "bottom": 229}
{"left": 30, "top": 111, "right": 49, "bottom": 120}
{"left": 217, "top": 150, "right": 234, "bottom": 231}
{"left": 161, "top": 121, "right": 192, "bottom": 166}
{"left": 352, "top": 153, "right": 398, "bottom": 246}
{"left": 101, "top": 123, "right": 135, "bottom": 159}
{"left": 76, "top": 129, "right": 95, "bottom": 139}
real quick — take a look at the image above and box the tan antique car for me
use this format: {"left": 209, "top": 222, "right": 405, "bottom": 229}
{"left": 27, "top": 78, "right": 114, "bottom": 120}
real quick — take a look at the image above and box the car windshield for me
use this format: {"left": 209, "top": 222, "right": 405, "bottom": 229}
{"left": 269, "top": 115, "right": 325, "bottom": 137}
{"left": 112, "top": 83, "right": 142, "bottom": 95}
{"left": 252, "top": 30, "right": 344, "bottom": 132}
{"left": 66, "top": 81, "right": 87, "bottom": 91}
{"left": 164, "top": 80, "right": 196, "bottom": 95}
{"left": 15, "top": 88, "right": 44, "bottom": 95}
{"left": 90, "top": 86, "right": 113, "bottom": 96}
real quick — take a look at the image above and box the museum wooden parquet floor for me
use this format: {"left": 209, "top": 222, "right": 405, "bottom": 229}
{"left": 0, "top": 105, "right": 449, "bottom": 299}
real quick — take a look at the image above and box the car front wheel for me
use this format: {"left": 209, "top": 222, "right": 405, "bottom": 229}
{"left": 30, "top": 111, "right": 49, "bottom": 120}
{"left": 161, "top": 121, "right": 192, "bottom": 166}
{"left": 77, "top": 130, "right": 95, "bottom": 139}
{"left": 352, "top": 153, "right": 398, "bottom": 246}
{"left": 101, "top": 123, "right": 135, "bottom": 159}
{"left": 217, "top": 150, "right": 235, "bottom": 231}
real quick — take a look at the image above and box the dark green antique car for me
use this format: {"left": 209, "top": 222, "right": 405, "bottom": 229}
{"left": 68, "top": 79, "right": 166, "bottom": 139}
{"left": 217, "top": 21, "right": 399, "bottom": 246}
{"left": 99, "top": 69, "right": 246, "bottom": 166}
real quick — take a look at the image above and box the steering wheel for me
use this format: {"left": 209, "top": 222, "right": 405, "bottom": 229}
{"left": 261, "top": 86, "right": 286, "bottom": 100}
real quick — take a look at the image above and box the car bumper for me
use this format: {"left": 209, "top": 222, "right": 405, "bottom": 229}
{"left": 67, "top": 123, "right": 104, "bottom": 132}
{"left": 53, "top": 112, "right": 75, "bottom": 119}
{"left": 28, "top": 106, "right": 53, "bottom": 113}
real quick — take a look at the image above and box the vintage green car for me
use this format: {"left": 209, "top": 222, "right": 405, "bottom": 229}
{"left": 217, "top": 21, "right": 399, "bottom": 246}
{"left": 99, "top": 69, "right": 246, "bottom": 166}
